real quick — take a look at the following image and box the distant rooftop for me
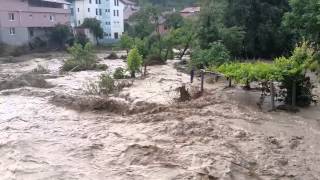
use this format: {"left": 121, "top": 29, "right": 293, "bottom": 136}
{"left": 41, "top": 0, "right": 70, "bottom": 4}
{"left": 120, "top": 0, "right": 136, "bottom": 5}
{"left": 180, "top": 6, "right": 200, "bottom": 13}
{"left": 124, "top": 6, "right": 140, "bottom": 20}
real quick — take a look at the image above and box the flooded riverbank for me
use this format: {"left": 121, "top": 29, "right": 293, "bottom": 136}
{"left": 0, "top": 52, "right": 319, "bottom": 180}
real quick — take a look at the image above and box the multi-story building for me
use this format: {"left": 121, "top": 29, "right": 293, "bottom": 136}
{"left": 0, "top": 0, "right": 71, "bottom": 46}
{"left": 70, "top": 0, "right": 124, "bottom": 42}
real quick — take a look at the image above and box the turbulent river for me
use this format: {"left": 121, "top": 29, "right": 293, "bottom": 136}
{"left": 0, "top": 52, "right": 320, "bottom": 180}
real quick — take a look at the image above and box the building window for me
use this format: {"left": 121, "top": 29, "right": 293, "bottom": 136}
{"left": 88, "top": 8, "right": 91, "bottom": 12}
{"left": 78, "top": 20, "right": 81, "bottom": 25}
{"left": 114, "top": 32, "right": 119, "bottom": 39}
{"left": 114, "top": 0, "right": 119, "bottom": 6}
{"left": 89, "top": 0, "right": 92, "bottom": 3}
{"left": 9, "top": 28, "right": 16, "bottom": 35}
{"left": 96, "top": 9, "right": 99, "bottom": 15}
{"left": 77, "top": 8, "right": 80, "bottom": 12}
{"left": 70, "top": 8, "right": 74, "bottom": 14}
{"left": 9, "top": 13, "right": 15, "bottom": 21}
{"left": 29, "top": 29, "right": 34, "bottom": 37}
{"left": 49, "top": 15, "right": 54, "bottom": 21}
{"left": 117, "top": 10, "right": 119, "bottom": 16}
{"left": 99, "top": 9, "right": 102, "bottom": 15}
{"left": 113, "top": 10, "right": 116, "bottom": 16}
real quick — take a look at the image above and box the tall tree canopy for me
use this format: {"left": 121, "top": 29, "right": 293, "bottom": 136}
{"left": 198, "top": 0, "right": 294, "bottom": 58}
{"left": 283, "top": 0, "right": 320, "bottom": 47}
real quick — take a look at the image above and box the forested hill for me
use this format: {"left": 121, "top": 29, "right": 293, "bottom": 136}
{"left": 135, "top": 0, "right": 198, "bottom": 9}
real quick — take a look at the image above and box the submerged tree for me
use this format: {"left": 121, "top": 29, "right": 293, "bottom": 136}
{"left": 127, "top": 48, "right": 143, "bottom": 78}
{"left": 50, "top": 24, "right": 72, "bottom": 48}
{"left": 81, "top": 18, "right": 103, "bottom": 45}
{"left": 120, "top": 33, "right": 134, "bottom": 55}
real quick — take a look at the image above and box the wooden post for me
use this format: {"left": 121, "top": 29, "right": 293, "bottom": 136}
{"left": 270, "top": 81, "right": 275, "bottom": 111}
{"left": 228, "top": 78, "right": 232, "bottom": 87}
{"left": 292, "top": 80, "right": 296, "bottom": 107}
{"left": 201, "top": 70, "right": 205, "bottom": 93}
{"left": 144, "top": 64, "right": 147, "bottom": 76}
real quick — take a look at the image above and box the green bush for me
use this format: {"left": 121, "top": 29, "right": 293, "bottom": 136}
{"left": 214, "top": 42, "right": 318, "bottom": 107}
{"left": 75, "top": 32, "right": 89, "bottom": 47}
{"left": 98, "top": 73, "right": 115, "bottom": 95}
{"left": 62, "top": 43, "right": 107, "bottom": 72}
{"left": 106, "top": 52, "right": 119, "bottom": 59}
{"left": 113, "top": 67, "right": 127, "bottom": 79}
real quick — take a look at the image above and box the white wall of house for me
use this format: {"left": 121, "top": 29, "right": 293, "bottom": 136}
{"left": 110, "top": 0, "right": 124, "bottom": 39}
{"left": 71, "top": 0, "right": 124, "bottom": 42}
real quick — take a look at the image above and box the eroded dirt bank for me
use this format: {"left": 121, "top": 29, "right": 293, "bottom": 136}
{"left": 0, "top": 53, "right": 320, "bottom": 180}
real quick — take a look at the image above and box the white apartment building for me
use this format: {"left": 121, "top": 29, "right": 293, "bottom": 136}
{"left": 69, "top": 0, "right": 124, "bottom": 42}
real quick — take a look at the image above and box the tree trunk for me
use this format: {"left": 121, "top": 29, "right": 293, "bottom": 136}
{"left": 292, "top": 80, "right": 296, "bottom": 107}
{"left": 228, "top": 78, "right": 232, "bottom": 87}
{"left": 131, "top": 71, "right": 135, "bottom": 78}
{"left": 165, "top": 49, "right": 169, "bottom": 61}
{"left": 201, "top": 70, "right": 205, "bottom": 93}
{"left": 96, "top": 37, "right": 99, "bottom": 45}
{"left": 179, "top": 44, "right": 189, "bottom": 60}
{"left": 270, "top": 81, "right": 276, "bottom": 111}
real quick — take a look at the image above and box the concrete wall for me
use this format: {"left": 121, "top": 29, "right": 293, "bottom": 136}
{"left": 0, "top": 0, "right": 71, "bottom": 46}
{"left": 0, "top": 0, "right": 70, "bottom": 28}
{"left": 0, "top": 27, "right": 29, "bottom": 46}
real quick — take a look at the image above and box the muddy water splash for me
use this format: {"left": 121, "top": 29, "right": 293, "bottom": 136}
{"left": 0, "top": 53, "right": 320, "bottom": 180}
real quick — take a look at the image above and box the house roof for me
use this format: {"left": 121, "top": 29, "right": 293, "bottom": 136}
{"left": 119, "top": 0, "right": 136, "bottom": 5}
{"left": 180, "top": 6, "right": 200, "bottom": 13}
{"left": 41, "top": 0, "right": 70, "bottom": 4}
{"left": 124, "top": 6, "right": 140, "bottom": 20}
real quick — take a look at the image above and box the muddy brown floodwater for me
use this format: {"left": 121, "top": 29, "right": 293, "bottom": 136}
{"left": 0, "top": 52, "right": 320, "bottom": 180}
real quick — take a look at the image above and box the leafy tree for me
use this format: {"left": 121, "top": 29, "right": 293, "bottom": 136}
{"left": 191, "top": 42, "right": 231, "bottom": 69}
{"left": 198, "top": 0, "right": 293, "bottom": 58}
{"left": 224, "top": 0, "right": 293, "bottom": 58}
{"left": 164, "top": 12, "right": 184, "bottom": 29}
{"left": 81, "top": 18, "right": 103, "bottom": 45}
{"left": 283, "top": 0, "right": 320, "bottom": 46}
{"left": 170, "top": 19, "right": 196, "bottom": 59}
{"left": 197, "top": 0, "right": 245, "bottom": 57}
{"left": 127, "top": 6, "right": 157, "bottom": 38}
{"left": 50, "top": 24, "right": 72, "bottom": 48}
{"left": 134, "top": 37, "right": 148, "bottom": 58}
{"left": 127, "top": 48, "right": 143, "bottom": 77}
{"left": 120, "top": 34, "right": 134, "bottom": 55}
